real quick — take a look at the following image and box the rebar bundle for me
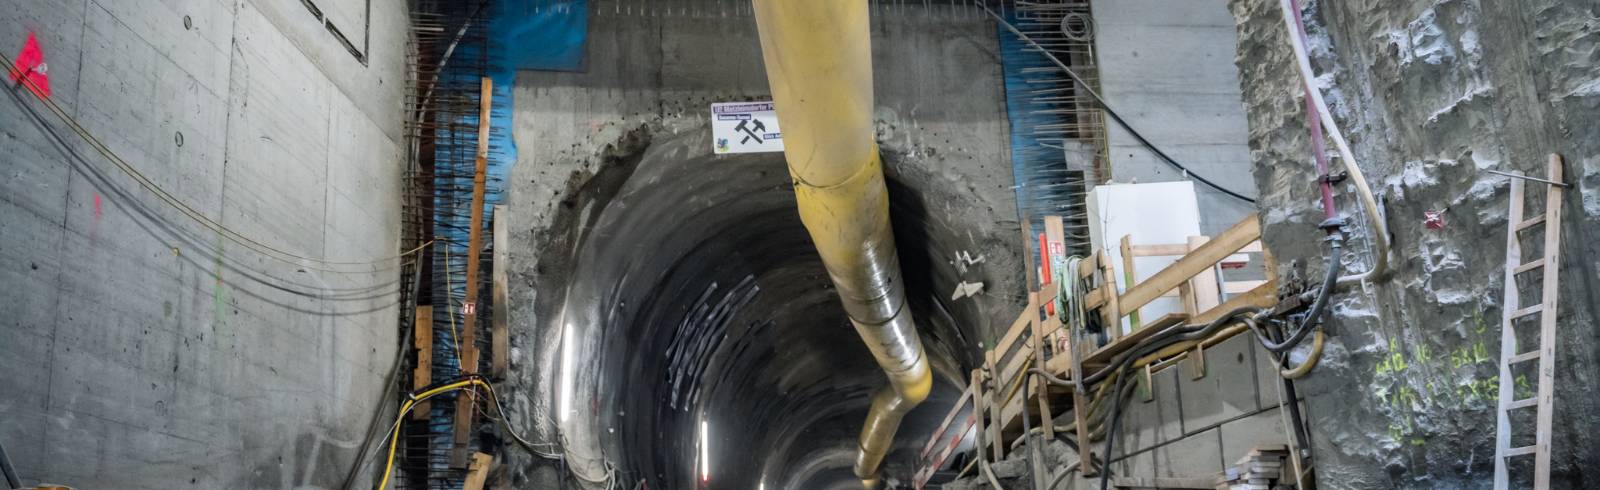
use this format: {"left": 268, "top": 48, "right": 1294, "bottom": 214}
{"left": 1000, "top": 0, "right": 1103, "bottom": 259}
{"left": 398, "top": 1, "right": 511, "bottom": 488}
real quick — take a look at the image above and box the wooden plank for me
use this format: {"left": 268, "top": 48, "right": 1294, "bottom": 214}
{"left": 1130, "top": 242, "right": 1262, "bottom": 258}
{"left": 1505, "top": 445, "right": 1537, "bottom": 457}
{"left": 1222, "top": 280, "right": 1266, "bottom": 294}
{"left": 1516, "top": 215, "right": 1545, "bottom": 232}
{"left": 453, "top": 77, "right": 494, "bottom": 468}
{"left": 1030, "top": 291, "right": 1054, "bottom": 440}
{"left": 985, "top": 351, "right": 1003, "bottom": 462}
{"left": 995, "top": 309, "right": 1034, "bottom": 360}
{"left": 463, "top": 452, "right": 495, "bottom": 490}
{"left": 413, "top": 306, "right": 434, "bottom": 420}
{"left": 1188, "top": 236, "right": 1222, "bottom": 312}
{"left": 1072, "top": 372, "right": 1094, "bottom": 476}
{"left": 1121, "top": 235, "right": 1141, "bottom": 329}
{"left": 1514, "top": 259, "right": 1546, "bottom": 275}
{"left": 1190, "top": 280, "right": 1277, "bottom": 326}
{"left": 1101, "top": 252, "right": 1122, "bottom": 340}
{"left": 491, "top": 205, "right": 510, "bottom": 378}
{"left": 1128, "top": 243, "right": 1190, "bottom": 256}
{"left": 1118, "top": 214, "right": 1260, "bottom": 317}
{"left": 1508, "top": 350, "right": 1539, "bottom": 364}
{"left": 1492, "top": 165, "right": 1525, "bottom": 490}
{"left": 970, "top": 368, "right": 991, "bottom": 466}
{"left": 1534, "top": 154, "right": 1565, "bottom": 490}
{"left": 1510, "top": 304, "right": 1543, "bottom": 319}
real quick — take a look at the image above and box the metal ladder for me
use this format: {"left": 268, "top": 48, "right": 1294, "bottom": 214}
{"left": 1493, "top": 155, "right": 1566, "bottom": 490}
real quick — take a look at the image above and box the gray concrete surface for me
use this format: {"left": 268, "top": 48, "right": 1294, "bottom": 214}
{"left": 1228, "top": 0, "right": 1600, "bottom": 487}
{"left": 1094, "top": 0, "right": 1258, "bottom": 236}
{"left": 0, "top": 0, "right": 408, "bottom": 488}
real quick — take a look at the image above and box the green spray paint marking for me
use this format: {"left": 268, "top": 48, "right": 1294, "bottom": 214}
{"left": 212, "top": 234, "right": 231, "bottom": 335}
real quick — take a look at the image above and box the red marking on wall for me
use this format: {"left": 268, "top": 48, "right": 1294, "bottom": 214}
{"left": 88, "top": 193, "right": 102, "bottom": 241}
{"left": 1424, "top": 209, "right": 1446, "bottom": 230}
{"left": 9, "top": 32, "right": 51, "bottom": 98}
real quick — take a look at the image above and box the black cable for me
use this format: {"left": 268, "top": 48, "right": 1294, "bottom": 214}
{"left": 0, "top": 438, "right": 20, "bottom": 490}
{"left": 1255, "top": 233, "right": 1342, "bottom": 353}
{"left": 1267, "top": 322, "right": 1315, "bottom": 465}
{"left": 979, "top": 3, "right": 1258, "bottom": 204}
{"left": 1096, "top": 308, "right": 1263, "bottom": 490}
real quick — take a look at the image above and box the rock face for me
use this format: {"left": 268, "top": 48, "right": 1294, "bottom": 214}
{"left": 1227, "top": 0, "right": 1600, "bottom": 487}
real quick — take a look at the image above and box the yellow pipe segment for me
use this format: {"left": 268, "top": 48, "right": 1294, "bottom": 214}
{"left": 751, "top": 0, "right": 933, "bottom": 485}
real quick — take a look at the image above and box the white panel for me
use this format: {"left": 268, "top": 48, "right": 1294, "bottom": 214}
{"left": 1086, "top": 181, "right": 1201, "bottom": 334}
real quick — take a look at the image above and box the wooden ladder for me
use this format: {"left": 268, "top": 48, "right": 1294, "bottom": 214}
{"left": 1493, "top": 155, "right": 1566, "bottom": 490}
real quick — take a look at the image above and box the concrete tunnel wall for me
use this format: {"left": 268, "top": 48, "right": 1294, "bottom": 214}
{"left": 0, "top": 0, "right": 410, "bottom": 488}
{"left": 499, "top": 2, "right": 1031, "bottom": 487}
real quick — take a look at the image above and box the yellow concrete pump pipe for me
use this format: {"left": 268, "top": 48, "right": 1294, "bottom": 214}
{"left": 751, "top": 0, "right": 933, "bottom": 486}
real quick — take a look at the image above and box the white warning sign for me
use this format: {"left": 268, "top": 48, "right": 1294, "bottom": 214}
{"left": 711, "top": 101, "right": 784, "bottom": 154}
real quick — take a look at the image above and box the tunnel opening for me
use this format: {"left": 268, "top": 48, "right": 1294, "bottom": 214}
{"left": 523, "top": 128, "right": 1021, "bottom": 488}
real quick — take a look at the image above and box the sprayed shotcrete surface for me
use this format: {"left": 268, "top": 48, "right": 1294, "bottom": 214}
{"left": 1230, "top": 0, "right": 1600, "bottom": 487}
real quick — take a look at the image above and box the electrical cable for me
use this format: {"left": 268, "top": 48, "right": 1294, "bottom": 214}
{"left": 0, "top": 438, "right": 20, "bottom": 490}
{"left": 1094, "top": 308, "right": 1264, "bottom": 490}
{"left": 1046, "top": 462, "right": 1080, "bottom": 490}
{"left": 339, "top": 319, "right": 415, "bottom": 490}
{"left": 2, "top": 83, "right": 425, "bottom": 303}
{"left": 1277, "top": 0, "right": 1390, "bottom": 285}
{"left": 370, "top": 375, "right": 548, "bottom": 490}
{"left": 0, "top": 50, "right": 434, "bottom": 272}
{"left": 979, "top": 3, "right": 1259, "bottom": 204}
{"left": 1254, "top": 231, "right": 1342, "bottom": 353}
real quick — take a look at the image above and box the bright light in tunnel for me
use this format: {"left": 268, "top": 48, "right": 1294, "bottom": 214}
{"left": 700, "top": 418, "right": 710, "bottom": 482}
{"left": 558, "top": 322, "right": 574, "bottom": 422}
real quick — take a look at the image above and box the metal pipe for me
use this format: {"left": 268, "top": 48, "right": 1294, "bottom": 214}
{"left": 751, "top": 0, "right": 933, "bottom": 485}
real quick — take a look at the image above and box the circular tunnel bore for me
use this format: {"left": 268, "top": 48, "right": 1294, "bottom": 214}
{"left": 532, "top": 129, "right": 1023, "bottom": 489}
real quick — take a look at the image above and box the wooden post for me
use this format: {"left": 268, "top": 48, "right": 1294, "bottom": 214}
{"left": 452, "top": 77, "right": 494, "bottom": 468}
{"left": 1028, "top": 292, "right": 1054, "bottom": 440}
{"left": 491, "top": 205, "right": 510, "bottom": 378}
{"left": 463, "top": 452, "right": 495, "bottom": 490}
{"left": 1120, "top": 234, "right": 1140, "bottom": 329}
{"left": 1099, "top": 252, "right": 1122, "bottom": 340}
{"left": 1186, "top": 236, "right": 1219, "bottom": 380}
{"left": 413, "top": 306, "right": 434, "bottom": 420}
{"left": 972, "top": 369, "right": 989, "bottom": 470}
{"left": 985, "top": 351, "right": 1004, "bottom": 462}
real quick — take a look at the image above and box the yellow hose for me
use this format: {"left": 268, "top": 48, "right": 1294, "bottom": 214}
{"left": 1279, "top": 329, "right": 1325, "bottom": 380}
{"left": 751, "top": 0, "right": 932, "bottom": 484}
{"left": 376, "top": 379, "right": 490, "bottom": 490}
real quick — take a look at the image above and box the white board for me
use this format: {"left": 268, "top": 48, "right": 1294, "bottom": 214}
{"left": 711, "top": 101, "right": 784, "bottom": 154}
{"left": 1086, "top": 181, "right": 1202, "bottom": 335}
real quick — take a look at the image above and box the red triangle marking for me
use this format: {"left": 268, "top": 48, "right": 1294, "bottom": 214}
{"left": 10, "top": 32, "right": 51, "bottom": 98}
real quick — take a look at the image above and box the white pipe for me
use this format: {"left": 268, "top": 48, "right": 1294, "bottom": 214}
{"left": 1277, "top": 0, "right": 1390, "bottom": 286}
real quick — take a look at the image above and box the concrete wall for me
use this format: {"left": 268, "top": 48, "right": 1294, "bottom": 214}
{"left": 1094, "top": 0, "right": 1257, "bottom": 236}
{"left": 0, "top": 0, "right": 408, "bottom": 488}
{"left": 1228, "top": 0, "right": 1600, "bottom": 487}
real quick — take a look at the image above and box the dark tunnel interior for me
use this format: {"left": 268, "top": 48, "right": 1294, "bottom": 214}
{"left": 532, "top": 128, "right": 1019, "bottom": 489}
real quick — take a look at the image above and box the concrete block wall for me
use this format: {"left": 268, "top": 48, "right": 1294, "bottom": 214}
{"left": 1096, "top": 335, "right": 1302, "bottom": 483}
{"left": 0, "top": 0, "right": 408, "bottom": 488}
